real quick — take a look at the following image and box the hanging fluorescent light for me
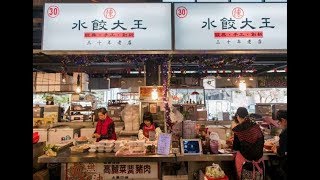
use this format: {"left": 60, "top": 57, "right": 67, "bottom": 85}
{"left": 75, "top": 74, "right": 81, "bottom": 93}
{"left": 75, "top": 86, "right": 81, "bottom": 93}
{"left": 62, "top": 72, "right": 66, "bottom": 83}
{"left": 239, "top": 80, "right": 246, "bottom": 91}
{"left": 151, "top": 87, "right": 158, "bottom": 100}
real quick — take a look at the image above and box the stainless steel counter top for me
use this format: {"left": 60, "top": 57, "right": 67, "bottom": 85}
{"left": 176, "top": 153, "right": 275, "bottom": 162}
{"left": 38, "top": 150, "right": 176, "bottom": 163}
{"left": 177, "top": 153, "right": 234, "bottom": 161}
{"left": 38, "top": 150, "right": 275, "bottom": 164}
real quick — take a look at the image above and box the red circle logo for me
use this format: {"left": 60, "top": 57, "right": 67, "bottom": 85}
{"left": 47, "top": 5, "right": 60, "bottom": 18}
{"left": 232, "top": 7, "right": 244, "bottom": 19}
{"left": 104, "top": 8, "right": 116, "bottom": 19}
{"left": 176, "top": 6, "right": 188, "bottom": 18}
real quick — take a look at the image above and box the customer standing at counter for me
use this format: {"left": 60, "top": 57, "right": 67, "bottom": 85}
{"left": 226, "top": 116, "right": 239, "bottom": 148}
{"left": 92, "top": 107, "right": 117, "bottom": 142}
{"left": 231, "top": 115, "right": 239, "bottom": 129}
{"left": 271, "top": 110, "right": 287, "bottom": 156}
{"left": 270, "top": 110, "right": 287, "bottom": 179}
{"left": 138, "top": 112, "right": 162, "bottom": 141}
{"left": 232, "top": 107, "right": 264, "bottom": 180}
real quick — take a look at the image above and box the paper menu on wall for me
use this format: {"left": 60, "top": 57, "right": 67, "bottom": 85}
{"left": 157, "top": 133, "right": 172, "bottom": 155}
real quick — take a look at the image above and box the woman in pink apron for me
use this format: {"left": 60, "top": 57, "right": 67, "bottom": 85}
{"left": 138, "top": 112, "right": 162, "bottom": 141}
{"left": 232, "top": 107, "right": 265, "bottom": 180}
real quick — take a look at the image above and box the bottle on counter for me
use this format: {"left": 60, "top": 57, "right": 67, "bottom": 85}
{"left": 74, "top": 133, "right": 78, "bottom": 139}
{"left": 210, "top": 140, "right": 219, "bottom": 154}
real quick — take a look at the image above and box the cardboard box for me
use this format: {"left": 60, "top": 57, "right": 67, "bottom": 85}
{"left": 71, "top": 94, "right": 80, "bottom": 101}
{"left": 44, "top": 105, "right": 60, "bottom": 112}
{"left": 34, "top": 72, "right": 73, "bottom": 92}
{"left": 33, "top": 117, "right": 55, "bottom": 126}
{"left": 43, "top": 112, "right": 59, "bottom": 123}
{"left": 33, "top": 107, "right": 44, "bottom": 118}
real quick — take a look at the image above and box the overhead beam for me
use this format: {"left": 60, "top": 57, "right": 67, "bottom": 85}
{"left": 255, "top": 64, "right": 287, "bottom": 75}
{"left": 33, "top": 49, "right": 287, "bottom": 55}
{"left": 32, "top": 62, "right": 139, "bottom": 66}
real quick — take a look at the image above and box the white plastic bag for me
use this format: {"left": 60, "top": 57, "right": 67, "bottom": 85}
{"left": 205, "top": 163, "right": 226, "bottom": 179}
{"left": 209, "top": 132, "right": 220, "bottom": 141}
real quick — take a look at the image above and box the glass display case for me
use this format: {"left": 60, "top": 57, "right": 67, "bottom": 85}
{"left": 117, "top": 92, "right": 139, "bottom": 104}
{"left": 169, "top": 88, "right": 205, "bottom": 105}
{"left": 204, "top": 88, "right": 287, "bottom": 120}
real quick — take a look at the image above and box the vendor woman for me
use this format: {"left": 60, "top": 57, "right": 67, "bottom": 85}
{"left": 138, "top": 112, "right": 162, "bottom": 141}
{"left": 92, "top": 107, "right": 117, "bottom": 142}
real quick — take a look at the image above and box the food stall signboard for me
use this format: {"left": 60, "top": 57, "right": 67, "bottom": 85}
{"left": 66, "top": 162, "right": 158, "bottom": 179}
{"left": 42, "top": 3, "right": 172, "bottom": 50}
{"left": 163, "top": 0, "right": 195, "bottom": 2}
{"left": 174, "top": 3, "right": 287, "bottom": 50}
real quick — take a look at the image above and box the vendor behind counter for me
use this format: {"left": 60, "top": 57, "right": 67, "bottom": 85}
{"left": 138, "top": 112, "right": 162, "bottom": 141}
{"left": 92, "top": 107, "right": 117, "bottom": 142}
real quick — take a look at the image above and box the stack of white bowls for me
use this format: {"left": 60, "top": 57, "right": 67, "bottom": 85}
{"left": 105, "top": 142, "right": 115, "bottom": 153}
{"left": 88, "top": 144, "right": 96, "bottom": 153}
{"left": 97, "top": 144, "right": 105, "bottom": 153}
{"left": 94, "top": 140, "right": 116, "bottom": 153}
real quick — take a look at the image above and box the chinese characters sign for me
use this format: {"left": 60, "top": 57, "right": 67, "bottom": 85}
{"left": 42, "top": 3, "right": 172, "bottom": 50}
{"left": 157, "top": 133, "right": 172, "bottom": 155}
{"left": 163, "top": 0, "right": 195, "bottom": 2}
{"left": 174, "top": 3, "right": 287, "bottom": 50}
{"left": 66, "top": 162, "right": 158, "bottom": 179}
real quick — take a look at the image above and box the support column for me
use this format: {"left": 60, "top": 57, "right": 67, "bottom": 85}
{"left": 145, "top": 59, "right": 162, "bottom": 86}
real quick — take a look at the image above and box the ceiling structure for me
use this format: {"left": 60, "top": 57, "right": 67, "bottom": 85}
{"left": 33, "top": 3, "right": 287, "bottom": 79}
{"left": 33, "top": 53, "right": 287, "bottom": 78}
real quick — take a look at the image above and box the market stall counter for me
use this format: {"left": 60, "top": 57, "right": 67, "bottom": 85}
{"left": 175, "top": 153, "right": 275, "bottom": 180}
{"left": 38, "top": 150, "right": 176, "bottom": 163}
{"left": 176, "top": 153, "right": 274, "bottom": 162}
{"left": 38, "top": 149, "right": 275, "bottom": 180}
{"left": 38, "top": 148, "right": 176, "bottom": 180}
